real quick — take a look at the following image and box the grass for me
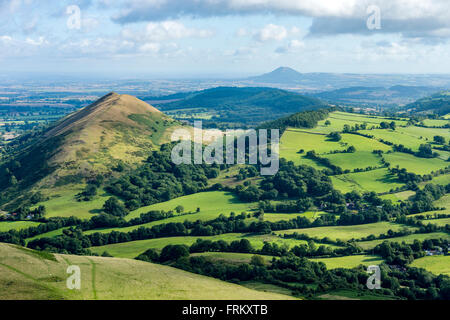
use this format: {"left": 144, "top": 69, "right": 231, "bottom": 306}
{"left": 360, "top": 129, "right": 429, "bottom": 151}
{"left": 331, "top": 168, "right": 405, "bottom": 194}
{"left": 240, "top": 281, "right": 295, "bottom": 297}
{"left": 0, "top": 221, "right": 41, "bottom": 232}
{"left": 420, "top": 218, "right": 450, "bottom": 227}
{"left": 25, "top": 227, "right": 70, "bottom": 244}
{"left": 34, "top": 185, "right": 110, "bottom": 219}
{"left": 124, "top": 191, "right": 256, "bottom": 221}
{"left": 356, "top": 232, "right": 450, "bottom": 250}
{"left": 421, "top": 119, "right": 449, "bottom": 127}
{"left": 420, "top": 174, "right": 450, "bottom": 187}
{"left": 0, "top": 243, "right": 295, "bottom": 300}
{"left": 275, "top": 222, "right": 417, "bottom": 242}
{"left": 311, "top": 255, "right": 384, "bottom": 269}
{"left": 434, "top": 194, "right": 450, "bottom": 213}
{"left": 89, "top": 233, "right": 340, "bottom": 259}
{"left": 263, "top": 211, "right": 329, "bottom": 223}
{"left": 380, "top": 191, "right": 415, "bottom": 203}
{"left": 410, "top": 256, "right": 450, "bottom": 276}
{"left": 383, "top": 152, "right": 449, "bottom": 175}
{"left": 324, "top": 151, "right": 382, "bottom": 171}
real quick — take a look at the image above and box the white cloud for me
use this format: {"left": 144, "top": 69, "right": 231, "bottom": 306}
{"left": 255, "top": 24, "right": 288, "bottom": 42}
{"left": 25, "top": 36, "right": 49, "bottom": 46}
{"left": 123, "top": 21, "right": 213, "bottom": 42}
{"left": 275, "top": 39, "right": 304, "bottom": 53}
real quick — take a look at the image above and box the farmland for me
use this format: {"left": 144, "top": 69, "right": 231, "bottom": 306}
{"left": 311, "top": 255, "right": 384, "bottom": 269}
{"left": 275, "top": 222, "right": 418, "bottom": 241}
{"left": 410, "top": 256, "right": 450, "bottom": 276}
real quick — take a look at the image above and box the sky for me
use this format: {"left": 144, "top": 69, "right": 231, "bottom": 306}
{"left": 1, "top": 0, "right": 450, "bottom": 77}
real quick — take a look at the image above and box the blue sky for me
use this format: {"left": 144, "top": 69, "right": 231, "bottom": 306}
{"left": 1, "top": 0, "right": 450, "bottom": 77}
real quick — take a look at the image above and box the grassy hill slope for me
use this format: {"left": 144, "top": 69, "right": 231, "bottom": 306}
{"left": 0, "top": 243, "right": 295, "bottom": 300}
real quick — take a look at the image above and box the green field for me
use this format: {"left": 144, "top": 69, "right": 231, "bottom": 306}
{"left": 421, "top": 119, "right": 449, "bottom": 127}
{"left": 331, "top": 168, "right": 405, "bottom": 194}
{"left": 420, "top": 218, "right": 450, "bottom": 227}
{"left": 89, "top": 233, "right": 340, "bottom": 259}
{"left": 125, "top": 191, "right": 255, "bottom": 221}
{"left": 34, "top": 186, "right": 110, "bottom": 219}
{"left": 411, "top": 256, "right": 450, "bottom": 276}
{"left": 359, "top": 129, "right": 426, "bottom": 151}
{"left": 311, "top": 255, "right": 384, "bottom": 269}
{"left": 275, "top": 222, "right": 417, "bottom": 242}
{"left": 356, "top": 232, "right": 450, "bottom": 250}
{"left": 380, "top": 190, "right": 415, "bottom": 203}
{"left": 420, "top": 174, "right": 450, "bottom": 187}
{"left": 25, "top": 227, "right": 70, "bottom": 244}
{"left": 0, "top": 221, "right": 41, "bottom": 232}
{"left": 383, "top": 152, "right": 448, "bottom": 175}
{"left": 324, "top": 151, "right": 382, "bottom": 171}
{"left": 0, "top": 243, "right": 294, "bottom": 300}
{"left": 263, "top": 211, "right": 328, "bottom": 223}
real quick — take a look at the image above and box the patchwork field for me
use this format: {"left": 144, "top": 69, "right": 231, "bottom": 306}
{"left": 356, "top": 232, "right": 450, "bottom": 250}
{"left": 331, "top": 168, "right": 405, "bottom": 194}
{"left": 324, "top": 151, "right": 382, "bottom": 171}
{"left": 263, "top": 211, "right": 328, "bottom": 223}
{"left": 0, "top": 221, "right": 41, "bottom": 232}
{"left": 124, "top": 191, "right": 255, "bottom": 222}
{"left": 311, "top": 255, "right": 384, "bottom": 269}
{"left": 359, "top": 129, "right": 428, "bottom": 151}
{"left": 383, "top": 152, "right": 448, "bottom": 175}
{"left": 411, "top": 256, "right": 450, "bottom": 276}
{"left": 274, "top": 222, "right": 417, "bottom": 241}
{"left": 34, "top": 186, "right": 110, "bottom": 219}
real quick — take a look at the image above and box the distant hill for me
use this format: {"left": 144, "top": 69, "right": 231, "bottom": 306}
{"left": 155, "top": 86, "right": 328, "bottom": 126}
{"left": 404, "top": 91, "right": 450, "bottom": 116}
{"left": 312, "top": 85, "right": 441, "bottom": 106}
{"left": 0, "top": 243, "right": 294, "bottom": 300}
{"left": 247, "top": 67, "right": 303, "bottom": 83}
{"left": 0, "top": 93, "right": 184, "bottom": 204}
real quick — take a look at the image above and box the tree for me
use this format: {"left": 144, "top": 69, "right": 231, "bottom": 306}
{"left": 433, "top": 135, "right": 445, "bottom": 144}
{"left": 175, "top": 205, "right": 185, "bottom": 214}
{"left": 103, "top": 197, "right": 128, "bottom": 217}
{"left": 325, "top": 120, "right": 331, "bottom": 126}
{"left": 250, "top": 255, "right": 265, "bottom": 266}
{"left": 327, "top": 132, "right": 342, "bottom": 142}
{"left": 160, "top": 245, "right": 189, "bottom": 262}
{"left": 389, "top": 121, "right": 396, "bottom": 130}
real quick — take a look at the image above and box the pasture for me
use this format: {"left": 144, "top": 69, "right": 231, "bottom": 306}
{"left": 331, "top": 168, "right": 405, "bottom": 194}
{"left": 274, "top": 222, "right": 417, "bottom": 241}
{"left": 311, "top": 255, "right": 384, "bottom": 269}
{"left": 383, "top": 152, "right": 449, "bottom": 175}
{"left": 410, "top": 256, "right": 450, "bottom": 276}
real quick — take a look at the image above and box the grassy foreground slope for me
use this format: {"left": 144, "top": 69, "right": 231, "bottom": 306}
{"left": 0, "top": 243, "right": 295, "bottom": 300}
